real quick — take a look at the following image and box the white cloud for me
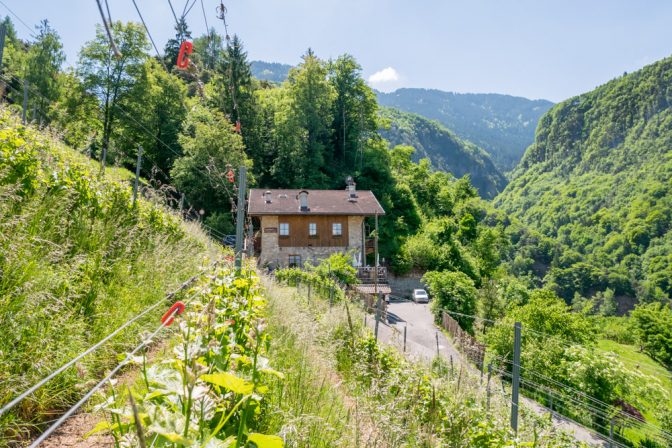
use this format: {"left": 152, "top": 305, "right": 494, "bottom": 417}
{"left": 368, "top": 67, "right": 400, "bottom": 84}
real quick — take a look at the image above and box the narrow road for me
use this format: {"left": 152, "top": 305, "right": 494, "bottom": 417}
{"left": 366, "top": 299, "right": 608, "bottom": 447}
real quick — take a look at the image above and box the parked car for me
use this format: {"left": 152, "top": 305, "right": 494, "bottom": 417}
{"left": 412, "top": 289, "right": 429, "bottom": 303}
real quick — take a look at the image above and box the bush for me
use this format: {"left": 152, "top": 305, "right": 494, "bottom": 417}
{"left": 423, "top": 270, "right": 478, "bottom": 333}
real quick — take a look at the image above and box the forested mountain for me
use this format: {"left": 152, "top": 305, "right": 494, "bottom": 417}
{"left": 377, "top": 89, "right": 553, "bottom": 171}
{"left": 380, "top": 107, "right": 506, "bottom": 198}
{"left": 497, "top": 56, "right": 672, "bottom": 308}
{"left": 250, "top": 60, "right": 292, "bottom": 82}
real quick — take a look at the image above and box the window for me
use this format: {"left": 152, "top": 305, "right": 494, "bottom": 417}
{"left": 332, "top": 222, "right": 342, "bottom": 236}
{"left": 279, "top": 222, "right": 289, "bottom": 236}
{"left": 288, "top": 255, "right": 301, "bottom": 267}
{"left": 309, "top": 222, "right": 317, "bottom": 236}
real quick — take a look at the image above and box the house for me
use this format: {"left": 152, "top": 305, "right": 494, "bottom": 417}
{"left": 247, "top": 181, "right": 385, "bottom": 268}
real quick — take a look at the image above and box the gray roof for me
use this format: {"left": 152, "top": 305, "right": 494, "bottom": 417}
{"left": 247, "top": 189, "right": 385, "bottom": 216}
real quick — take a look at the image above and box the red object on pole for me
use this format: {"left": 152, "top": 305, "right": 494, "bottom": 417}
{"left": 234, "top": 120, "right": 241, "bottom": 133}
{"left": 176, "top": 41, "right": 193, "bottom": 69}
{"left": 161, "top": 301, "right": 186, "bottom": 326}
{"left": 226, "top": 168, "right": 235, "bottom": 183}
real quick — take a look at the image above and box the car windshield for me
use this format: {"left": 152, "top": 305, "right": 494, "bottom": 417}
{"left": 415, "top": 290, "right": 427, "bottom": 295}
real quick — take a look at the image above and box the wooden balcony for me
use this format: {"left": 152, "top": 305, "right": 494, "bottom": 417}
{"left": 357, "top": 266, "right": 388, "bottom": 284}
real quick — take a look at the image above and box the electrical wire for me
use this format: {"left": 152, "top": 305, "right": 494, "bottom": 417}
{"left": 130, "top": 0, "right": 169, "bottom": 70}
{"left": 94, "top": 0, "right": 121, "bottom": 58}
{"left": 0, "top": 0, "right": 35, "bottom": 37}
{"left": 0, "top": 263, "right": 216, "bottom": 417}
{"left": 28, "top": 304, "right": 186, "bottom": 447}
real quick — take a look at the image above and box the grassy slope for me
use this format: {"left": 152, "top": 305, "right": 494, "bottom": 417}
{"left": 0, "top": 109, "right": 219, "bottom": 444}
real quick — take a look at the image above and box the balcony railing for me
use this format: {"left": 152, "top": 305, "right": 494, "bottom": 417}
{"left": 357, "top": 266, "right": 387, "bottom": 283}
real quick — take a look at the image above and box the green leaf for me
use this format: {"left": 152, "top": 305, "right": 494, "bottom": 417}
{"left": 201, "top": 372, "right": 254, "bottom": 395}
{"left": 247, "top": 433, "right": 283, "bottom": 448}
{"left": 84, "top": 420, "right": 111, "bottom": 438}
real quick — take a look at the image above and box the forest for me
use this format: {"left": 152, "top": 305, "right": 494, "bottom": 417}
{"left": 1, "top": 10, "right": 672, "bottom": 448}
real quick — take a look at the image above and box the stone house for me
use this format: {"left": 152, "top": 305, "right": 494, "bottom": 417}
{"left": 247, "top": 184, "right": 385, "bottom": 268}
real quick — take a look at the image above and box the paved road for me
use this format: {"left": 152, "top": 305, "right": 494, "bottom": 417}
{"left": 366, "top": 299, "right": 608, "bottom": 447}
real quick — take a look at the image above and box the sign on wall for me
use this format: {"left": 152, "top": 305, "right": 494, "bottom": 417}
{"left": 264, "top": 227, "right": 278, "bottom": 233}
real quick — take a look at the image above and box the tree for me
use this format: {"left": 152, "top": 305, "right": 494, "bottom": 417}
{"left": 171, "top": 103, "right": 249, "bottom": 234}
{"left": 328, "top": 54, "right": 378, "bottom": 175}
{"left": 121, "top": 59, "right": 187, "bottom": 181}
{"left": 423, "top": 270, "right": 478, "bottom": 332}
{"left": 78, "top": 21, "right": 149, "bottom": 167}
{"left": 23, "top": 20, "right": 65, "bottom": 125}
{"left": 631, "top": 302, "right": 672, "bottom": 367}
{"left": 286, "top": 49, "right": 334, "bottom": 187}
{"left": 193, "top": 28, "right": 224, "bottom": 72}
{"left": 164, "top": 17, "right": 191, "bottom": 67}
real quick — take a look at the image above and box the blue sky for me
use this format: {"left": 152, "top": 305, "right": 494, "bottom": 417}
{"left": 4, "top": 0, "right": 672, "bottom": 102}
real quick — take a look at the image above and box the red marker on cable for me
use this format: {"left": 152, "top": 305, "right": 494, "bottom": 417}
{"left": 161, "top": 301, "right": 186, "bottom": 326}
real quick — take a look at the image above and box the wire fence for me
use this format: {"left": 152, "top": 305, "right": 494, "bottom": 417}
{"left": 271, "top": 275, "right": 672, "bottom": 448}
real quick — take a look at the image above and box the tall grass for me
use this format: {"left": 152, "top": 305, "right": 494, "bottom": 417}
{"left": 0, "top": 109, "right": 219, "bottom": 445}
{"left": 264, "top": 278, "right": 588, "bottom": 447}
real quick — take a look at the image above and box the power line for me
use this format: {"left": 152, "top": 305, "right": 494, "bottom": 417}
{"left": 0, "top": 264, "right": 215, "bottom": 417}
{"left": 0, "top": 0, "right": 35, "bottom": 37}
{"left": 28, "top": 303, "right": 186, "bottom": 447}
{"left": 94, "top": 0, "right": 121, "bottom": 58}
{"left": 130, "top": 0, "right": 169, "bottom": 71}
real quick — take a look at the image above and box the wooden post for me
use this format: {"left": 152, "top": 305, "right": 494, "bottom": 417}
{"left": 234, "top": 166, "right": 247, "bottom": 273}
{"left": 132, "top": 145, "right": 142, "bottom": 206}
{"left": 0, "top": 23, "right": 6, "bottom": 70}
{"left": 403, "top": 325, "right": 407, "bottom": 353}
{"left": 22, "top": 80, "right": 28, "bottom": 125}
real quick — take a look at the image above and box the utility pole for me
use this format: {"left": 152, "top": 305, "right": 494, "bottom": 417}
{"left": 373, "top": 212, "right": 381, "bottom": 340}
{"left": 132, "top": 146, "right": 143, "bottom": 206}
{"left": 0, "top": 23, "right": 6, "bottom": 70}
{"left": 234, "top": 166, "right": 247, "bottom": 273}
{"left": 511, "top": 322, "right": 522, "bottom": 433}
{"left": 22, "top": 80, "right": 28, "bottom": 125}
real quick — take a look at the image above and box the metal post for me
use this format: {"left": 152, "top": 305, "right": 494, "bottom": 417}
{"left": 22, "top": 80, "right": 28, "bottom": 125}
{"left": 133, "top": 146, "right": 142, "bottom": 206}
{"left": 403, "top": 325, "right": 407, "bottom": 352}
{"left": 435, "top": 332, "right": 440, "bottom": 357}
{"left": 0, "top": 23, "right": 6, "bottom": 70}
{"left": 511, "top": 322, "right": 522, "bottom": 434}
{"left": 609, "top": 418, "right": 614, "bottom": 448}
{"left": 373, "top": 213, "right": 380, "bottom": 340}
{"left": 307, "top": 282, "right": 311, "bottom": 300}
{"left": 374, "top": 293, "right": 381, "bottom": 340}
{"left": 179, "top": 193, "right": 185, "bottom": 214}
{"left": 234, "top": 166, "right": 247, "bottom": 273}
{"left": 486, "top": 363, "right": 492, "bottom": 412}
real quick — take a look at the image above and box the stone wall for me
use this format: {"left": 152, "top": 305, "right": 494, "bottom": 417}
{"left": 387, "top": 272, "right": 426, "bottom": 299}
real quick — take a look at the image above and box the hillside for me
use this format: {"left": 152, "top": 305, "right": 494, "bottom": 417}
{"left": 496, "top": 56, "right": 672, "bottom": 307}
{"left": 380, "top": 107, "right": 507, "bottom": 198}
{"left": 250, "top": 60, "right": 292, "bottom": 82}
{"left": 0, "top": 109, "right": 219, "bottom": 442}
{"left": 377, "top": 88, "right": 553, "bottom": 171}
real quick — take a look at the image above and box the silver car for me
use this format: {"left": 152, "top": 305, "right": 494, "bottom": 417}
{"left": 412, "top": 289, "right": 429, "bottom": 303}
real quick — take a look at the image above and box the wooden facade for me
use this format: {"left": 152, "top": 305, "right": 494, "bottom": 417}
{"left": 274, "top": 215, "right": 350, "bottom": 248}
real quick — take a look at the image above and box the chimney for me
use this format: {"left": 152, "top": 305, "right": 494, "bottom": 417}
{"left": 264, "top": 190, "right": 272, "bottom": 203}
{"left": 346, "top": 176, "right": 357, "bottom": 201}
{"left": 298, "top": 190, "right": 309, "bottom": 211}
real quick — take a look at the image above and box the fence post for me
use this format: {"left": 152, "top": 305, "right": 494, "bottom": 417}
{"left": 307, "top": 282, "right": 311, "bottom": 300}
{"left": 510, "top": 322, "right": 522, "bottom": 434}
{"left": 132, "top": 145, "right": 142, "bottom": 206}
{"left": 22, "top": 80, "right": 28, "bottom": 125}
{"left": 374, "top": 293, "right": 382, "bottom": 341}
{"left": 486, "top": 363, "right": 492, "bottom": 412}
{"left": 609, "top": 418, "right": 614, "bottom": 448}
{"left": 234, "top": 166, "right": 247, "bottom": 274}
{"left": 450, "top": 355, "right": 454, "bottom": 378}
{"left": 403, "top": 325, "right": 407, "bottom": 353}
{"left": 435, "top": 332, "right": 440, "bottom": 357}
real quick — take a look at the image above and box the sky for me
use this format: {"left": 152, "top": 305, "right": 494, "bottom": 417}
{"left": 4, "top": 0, "right": 672, "bottom": 102}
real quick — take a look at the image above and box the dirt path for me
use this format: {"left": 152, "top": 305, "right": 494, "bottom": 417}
{"left": 366, "top": 299, "right": 609, "bottom": 447}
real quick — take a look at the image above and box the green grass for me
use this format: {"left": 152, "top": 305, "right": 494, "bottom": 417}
{"left": 597, "top": 339, "right": 672, "bottom": 445}
{"left": 0, "top": 109, "right": 220, "bottom": 445}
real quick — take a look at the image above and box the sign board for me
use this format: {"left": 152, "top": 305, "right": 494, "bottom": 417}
{"left": 264, "top": 227, "right": 278, "bottom": 233}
